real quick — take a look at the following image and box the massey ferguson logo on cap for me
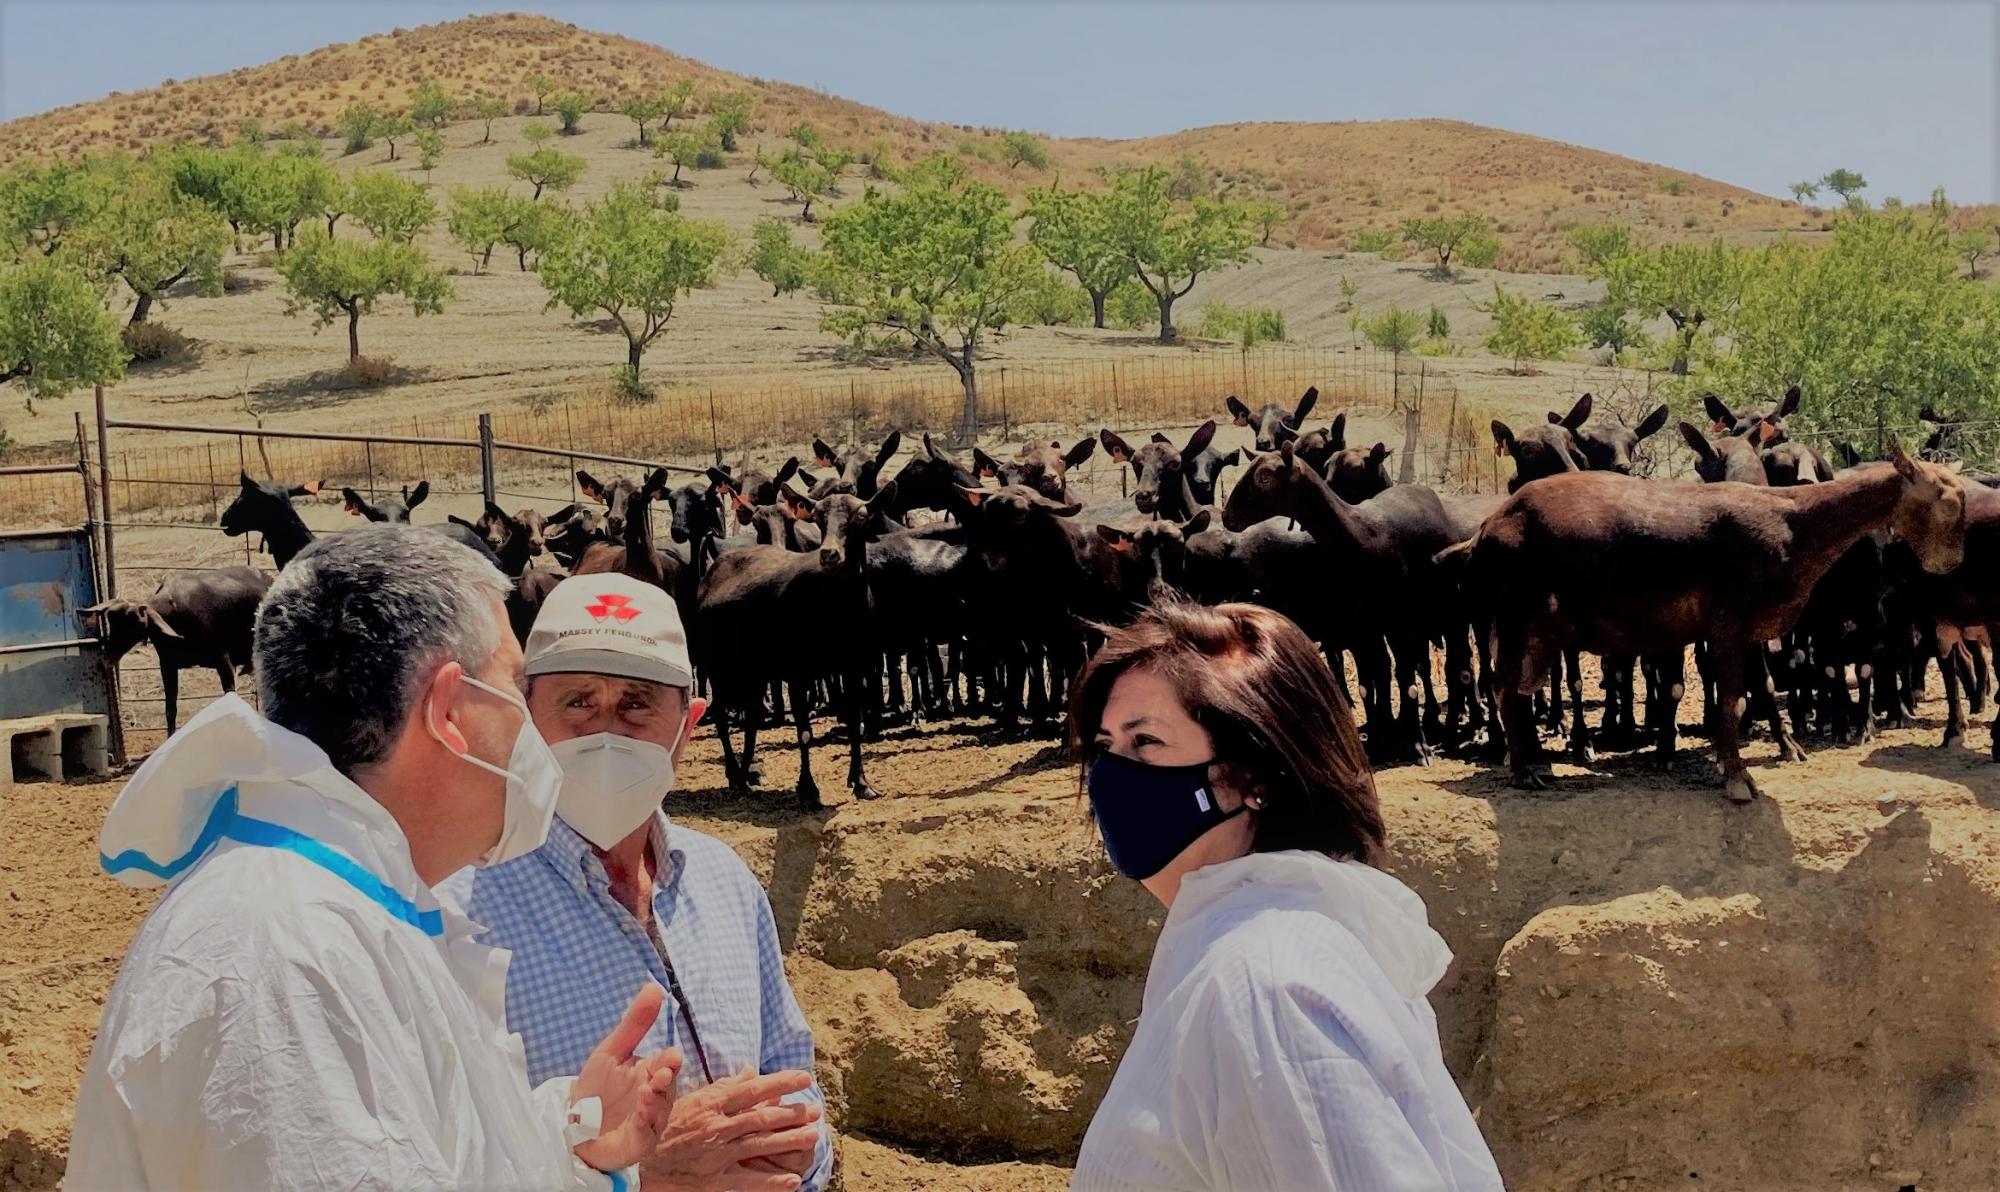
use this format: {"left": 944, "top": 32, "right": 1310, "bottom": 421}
{"left": 584, "top": 593, "right": 642, "bottom": 622}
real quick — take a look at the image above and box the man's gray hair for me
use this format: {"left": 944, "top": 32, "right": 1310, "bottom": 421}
{"left": 255, "top": 524, "right": 510, "bottom": 773}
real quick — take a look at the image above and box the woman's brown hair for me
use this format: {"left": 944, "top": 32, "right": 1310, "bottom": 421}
{"left": 1069, "top": 596, "right": 1386, "bottom": 867}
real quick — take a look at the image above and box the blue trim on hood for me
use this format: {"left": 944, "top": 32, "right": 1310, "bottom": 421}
{"left": 99, "top": 785, "right": 443, "bottom": 938}
{"left": 98, "top": 785, "right": 240, "bottom": 881}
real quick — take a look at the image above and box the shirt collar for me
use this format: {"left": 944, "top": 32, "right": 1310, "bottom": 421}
{"left": 539, "top": 810, "right": 684, "bottom": 897}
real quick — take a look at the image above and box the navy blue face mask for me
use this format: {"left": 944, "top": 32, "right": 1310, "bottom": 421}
{"left": 1087, "top": 750, "right": 1247, "bottom": 880}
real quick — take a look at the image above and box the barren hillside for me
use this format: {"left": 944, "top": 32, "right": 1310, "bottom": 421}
{"left": 0, "top": 12, "right": 1815, "bottom": 266}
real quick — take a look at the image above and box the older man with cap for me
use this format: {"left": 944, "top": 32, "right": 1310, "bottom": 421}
{"left": 70, "top": 526, "right": 681, "bottom": 1191}
{"left": 443, "top": 573, "right": 832, "bottom": 1192}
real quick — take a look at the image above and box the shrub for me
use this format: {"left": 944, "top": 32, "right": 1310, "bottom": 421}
{"left": 611, "top": 363, "right": 654, "bottom": 404}
{"left": 1008, "top": 269, "right": 1093, "bottom": 326}
{"left": 1415, "top": 339, "right": 1463, "bottom": 357}
{"left": 1363, "top": 305, "right": 1424, "bottom": 353}
{"left": 1481, "top": 284, "right": 1580, "bottom": 373}
{"left": 1426, "top": 304, "right": 1450, "bottom": 340}
{"left": 122, "top": 321, "right": 195, "bottom": 364}
{"left": 1657, "top": 177, "right": 1690, "bottom": 195}
{"left": 552, "top": 92, "right": 589, "bottom": 135}
{"left": 338, "top": 355, "right": 401, "bottom": 388}
{"left": 1349, "top": 227, "right": 1397, "bottom": 254}
{"left": 1196, "top": 300, "right": 1286, "bottom": 347}
{"left": 1105, "top": 277, "right": 1158, "bottom": 330}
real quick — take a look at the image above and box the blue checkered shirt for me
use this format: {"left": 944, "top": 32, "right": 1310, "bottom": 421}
{"left": 440, "top": 813, "right": 831, "bottom": 1190}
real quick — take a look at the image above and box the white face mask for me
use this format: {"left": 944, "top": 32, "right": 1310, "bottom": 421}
{"left": 550, "top": 723, "right": 685, "bottom": 851}
{"left": 429, "top": 674, "right": 564, "bottom": 867}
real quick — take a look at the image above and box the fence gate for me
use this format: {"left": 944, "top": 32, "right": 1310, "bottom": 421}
{"left": 0, "top": 456, "right": 122, "bottom": 790}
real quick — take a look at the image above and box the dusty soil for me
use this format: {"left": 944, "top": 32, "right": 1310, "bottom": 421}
{"left": 10, "top": 677, "right": 2000, "bottom": 1191}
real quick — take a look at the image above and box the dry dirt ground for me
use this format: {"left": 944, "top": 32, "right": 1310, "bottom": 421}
{"left": 10, "top": 674, "right": 2000, "bottom": 1191}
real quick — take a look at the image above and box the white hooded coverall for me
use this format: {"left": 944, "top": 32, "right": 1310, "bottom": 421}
{"left": 1070, "top": 850, "right": 1506, "bottom": 1191}
{"left": 67, "top": 695, "right": 634, "bottom": 1191}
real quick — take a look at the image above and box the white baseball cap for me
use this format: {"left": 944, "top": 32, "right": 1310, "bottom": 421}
{"left": 525, "top": 574, "right": 693, "bottom": 688}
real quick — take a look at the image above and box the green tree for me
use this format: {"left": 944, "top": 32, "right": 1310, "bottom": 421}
{"left": 277, "top": 227, "right": 452, "bottom": 361}
{"left": 1101, "top": 165, "right": 1255, "bottom": 341}
{"left": 621, "top": 93, "right": 668, "bottom": 147}
{"left": 1820, "top": 169, "right": 1867, "bottom": 202}
{"left": 659, "top": 80, "right": 697, "bottom": 132}
{"left": 234, "top": 117, "right": 265, "bottom": 148}
{"left": 771, "top": 149, "right": 835, "bottom": 221}
{"left": 817, "top": 158, "right": 1041, "bottom": 437}
{"left": 0, "top": 158, "right": 119, "bottom": 257}
{"left": 1166, "top": 153, "right": 1209, "bottom": 201}
{"left": 1000, "top": 130, "right": 1049, "bottom": 171}
{"left": 0, "top": 257, "right": 125, "bottom": 404}
{"left": 500, "top": 200, "right": 567, "bottom": 272}
{"left": 506, "top": 148, "right": 585, "bottom": 201}
{"left": 1580, "top": 300, "right": 1648, "bottom": 357}
{"left": 1362, "top": 305, "right": 1423, "bottom": 353}
{"left": 1566, "top": 222, "right": 1632, "bottom": 274}
{"left": 1957, "top": 226, "right": 1994, "bottom": 279}
{"left": 64, "top": 166, "right": 230, "bottom": 324}
{"left": 346, "top": 171, "right": 438, "bottom": 243}
{"left": 465, "top": 97, "right": 508, "bottom": 144}
{"left": 552, "top": 92, "right": 589, "bottom": 135}
{"left": 160, "top": 146, "right": 251, "bottom": 232}
{"left": 1425, "top": 304, "right": 1450, "bottom": 340}
{"left": 1400, "top": 214, "right": 1498, "bottom": 276}
{"left": 338, "top": 104, "right": 380, "bottom": 156}
{"left": 414, "top": 129, "right": 444, "bottom": 178}
{"left": 707, "top": 91, "right": 751, "bottom": 151}
{"left": 521, "top": 120, "right": 554, "bottom": 148}
{"left": 1603, "top": 238, "right": 1747, "bottom": 374}
{"left": 409, "top": 81, "right": 454, "bottom": 131}
{"left": 527, "top": 74, "right": 554, "bottom": 116}
{"left": 537, "top": 181, "right": 731, "bottom": 375}
{"left": 1024, "top": 185, "right": 1130, "bottom": 328}
{"left": 654, "top": 125, "right": 720, "bottom": 186}
{"left": 1481, "top": 284, "right": 1580, "bottom": 373}
{"left": 1790, "top": 180, "right": 1819, "bottom": 204}
{"left": 1243, "top": 199, "right": 1284, "bottom": 247}
{"left": 227, "top": 153, "right": 343, "bottom": 250}
{"left": 378, "top": 113, "right": 414, "bottom": 162}
{"left": 747, "top": 215, "right": 811, "bottom": 297}
{"left": 446, "top": 186, "right": 526, "bottom": 272}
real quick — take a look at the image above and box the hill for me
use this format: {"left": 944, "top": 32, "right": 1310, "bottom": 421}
{"left": 0, "top": 12, "right": 1815, "bottom": 266}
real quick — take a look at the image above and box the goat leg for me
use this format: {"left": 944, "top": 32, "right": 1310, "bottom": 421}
{"left": 1565, "top": 649, "right": 1592, "bottom": 764}
{"left": 1495, "top": 623, "right": 1550, "bottom": 789}
{"left": 1644, "top": 650, "right": 1683, "bottom": 767}
{"left": 713, "top": 705, "right": 752, "bottom": 796}
{"left": 1941, "top": 634, "right": 1968, "bottom": 750}
{"left": 1711, "top": 643, "right": 1759, "bottom": 803}
{"left": 792, "top": 676, "right": 823, "bottom": 810}
{"left": 162, "top": 664, "right": 180, "bottom": 735}
{"left": 848, "top": 660, "right": 879, "bottom": 800}
{"left": 1758, "top": 646, "right": 1807, "bottom": 763}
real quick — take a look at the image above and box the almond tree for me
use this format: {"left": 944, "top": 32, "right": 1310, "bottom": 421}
{"left": 277, "top": 228, "right": 452, "bottom": 361}
{"left": 506, "top": 147, "right": 585, "bottom": 201}
{"left": 621, "top": 94, "right": 668, "bottom": 147}
{"left": 1102, "top": 165, "right": 1254, "bottom": 342}
{"left": 0, "top": 257, "right": 125, "bottom": 408}
{"left": 64, "top": 165, "right": 230, "bottom": 324}
{"left": 817, "top": 155, "right": 1040, "bottom": 438}
{"left": 1024, "top": 185, "right": 1130, "bottom": 328}
{"left": 537, "top": 181, "right": 731, "bottom": 377}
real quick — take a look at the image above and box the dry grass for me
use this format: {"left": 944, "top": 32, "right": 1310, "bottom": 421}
{"left": 0, "top": 12, "right": 1809, "bottom": 264}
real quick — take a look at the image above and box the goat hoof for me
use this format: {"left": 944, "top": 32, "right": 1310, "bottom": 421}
{"left": 1723, "top": 773, "right": 1759, "bottom": 804}
{"left": 746, "top": 766, "right": 766, "bottom": 787}
{"left": 1569, "top": 741, "right": 1596, "bottom": 765}
{"left": 1943, "top": 731, "right": 1966, "bottom": 751}
{"left": 796, "top": 785, "right": 824, "bottom": 811}
{"left": 1509, "top": 770, "right": 1549, "bottom": 791}
{"left": 852, "top": 782, "right": 882, "bottom": 801}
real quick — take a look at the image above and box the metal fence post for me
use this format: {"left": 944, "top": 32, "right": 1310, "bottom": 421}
{"left": 74, "top": 410, "right": 127, "bottom": 765}
{"left": 478, "top": 412, "right": 496, "bottom": 507}
{"left": 94, "top": 385, "right": 117, "bottom": 599}
{"left": 707, "top": 389, "right": 722, "bottom": 466}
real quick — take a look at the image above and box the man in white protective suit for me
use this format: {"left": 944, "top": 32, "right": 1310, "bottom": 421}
{"left": 69, "top": 525, "right": 682, "bottom": 1191}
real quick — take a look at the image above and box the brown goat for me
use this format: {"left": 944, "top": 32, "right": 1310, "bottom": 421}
{"left": 1457, "top": 448, "right": 1965, "bottom": 801}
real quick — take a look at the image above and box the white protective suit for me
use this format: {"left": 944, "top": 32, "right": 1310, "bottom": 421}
{"left": 1071, "top": 850, "right": 1505, "bottom": 1192}
{"left": 68, "top": 695, "right": 635, "bottom": 1192}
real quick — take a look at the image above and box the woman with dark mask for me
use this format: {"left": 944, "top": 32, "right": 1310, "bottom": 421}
{"left": 1069, "top": 597, "right": 1503, "bottom": 1191}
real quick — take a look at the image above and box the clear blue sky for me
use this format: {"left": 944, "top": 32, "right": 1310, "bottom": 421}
{"left": 2, "top": 1, "right": 1994, "bottom": 201}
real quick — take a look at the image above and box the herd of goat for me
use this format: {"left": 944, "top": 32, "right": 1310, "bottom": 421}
{"left": 77, "top": 384, "right": 2000, "bottom": 810}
